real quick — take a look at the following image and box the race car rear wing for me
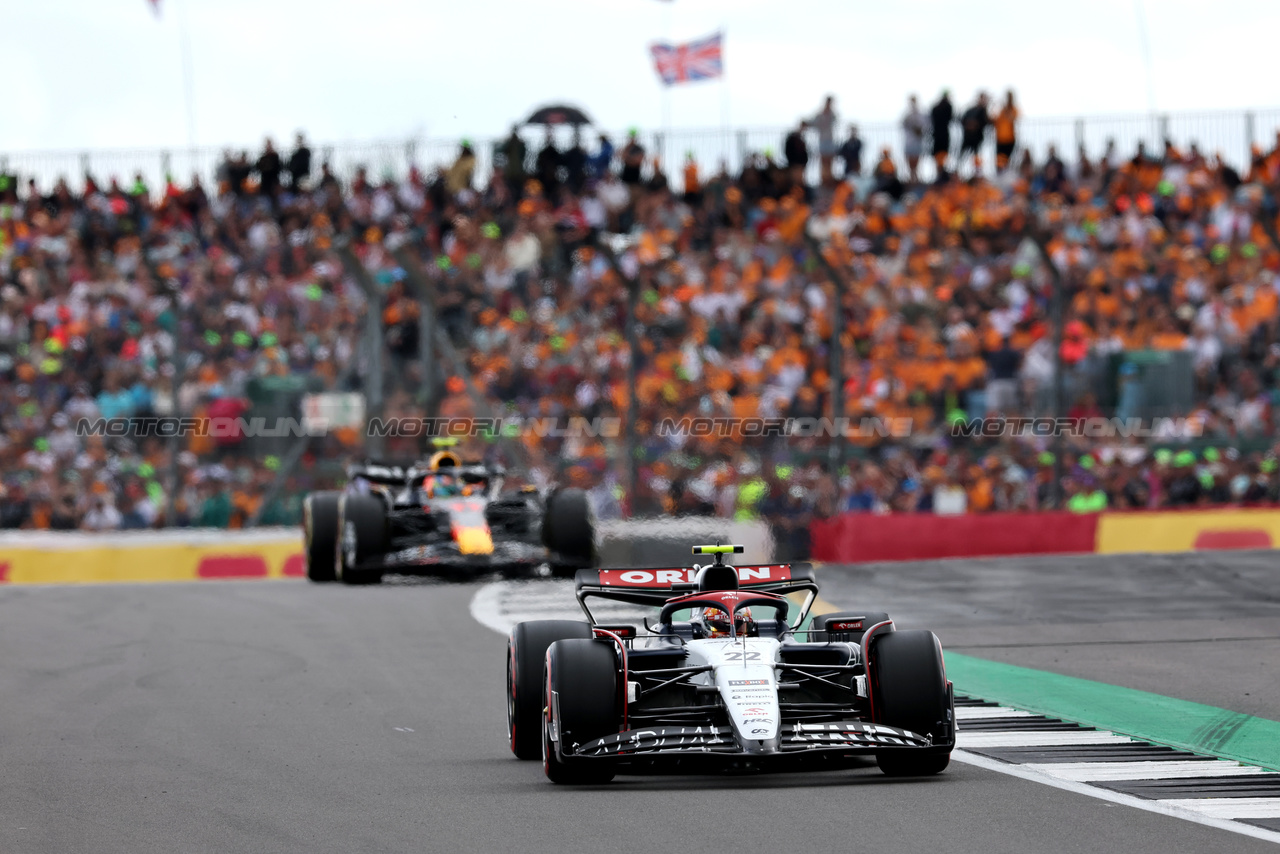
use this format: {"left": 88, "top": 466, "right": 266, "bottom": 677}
{"left": 573, "top": 563, "right": 819, "bottom": 629}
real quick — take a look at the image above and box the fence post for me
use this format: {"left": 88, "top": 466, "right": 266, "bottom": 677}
{"left": 737, "top": 130, "right": 748, "bottom": 174}
{"left": 405, "top": 139, "right": 417, "bottom": 175}
{"left": 160, "top": 150, "right": 171, "bottom": 182}
{"left": 1074, "top": 118, "right": 1085, "bottom": 161}
{"left": 335, "top": 240, "right": 385, "bottom": 457}
{"left": 1158, "top": 114, "right": 1170, "bottom": 148}
{"left": 1245, "top": 111, "right": 1256, "bottom": 166}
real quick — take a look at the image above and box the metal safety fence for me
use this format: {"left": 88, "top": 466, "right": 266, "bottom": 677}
{"left": 3, "top": 108, "right": 1279, "bottom": 196}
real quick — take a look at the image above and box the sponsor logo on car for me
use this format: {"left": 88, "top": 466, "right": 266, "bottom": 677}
{"left": 829, "top": 620, "right": 863, "bottom": 631}
{"left": 728, "top": 679, "right": 770, "bottom": 687}
{"left": 597, "top": 566, "right": 793, "bottom": 587}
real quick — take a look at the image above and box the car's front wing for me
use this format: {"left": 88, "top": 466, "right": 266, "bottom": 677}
{"left": 572, "top": 720, "right": 942, "bottom": 772}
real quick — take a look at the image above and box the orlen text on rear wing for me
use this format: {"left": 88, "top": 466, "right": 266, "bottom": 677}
{"left": 573, "top": 563, "right": 818, "bottom": 629}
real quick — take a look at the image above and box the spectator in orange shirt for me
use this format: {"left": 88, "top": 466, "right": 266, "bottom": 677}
{"left": 994, "top": 90, "right": 1019, "bottom": 172}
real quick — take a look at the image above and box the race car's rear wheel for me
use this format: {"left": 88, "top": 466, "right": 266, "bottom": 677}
{"left": 869, "top": 629, "right": 953, "bottom": 777}
{"left": 336, "top": 494, "right": 387, "bottom": 585}
{"left": 304, "top": 492, "right": 340, "bottom": 583}
{"left": 808, "top": 610, "right": 890, "bottom": 644}
{"left": 543, "top": 639, "right": 618, "bottom": 784}
{"left": 543, "top": 488, "right": 596, "bottom": 577}
{"left": 508, "top": 620, "right": 592, "bottom": 760}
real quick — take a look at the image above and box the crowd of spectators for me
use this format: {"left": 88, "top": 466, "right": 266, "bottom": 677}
{"left": 5, "top": 92, "right": 1280, "bottom": 540}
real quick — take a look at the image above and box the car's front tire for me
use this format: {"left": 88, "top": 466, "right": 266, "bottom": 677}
{"left": 336, "top": 493, "right": 387, "bottom": 585}
{"left": 542, "top": 638, "right": 618, "bottom": 784}
{"left": 303, "top": 492, "right": 341, "bottom": 583}
{"left": 868, "top": 629, "right": 953, "bottom": 777}
{"left": 507, "top": 620, "right": 593, "bottom": 760}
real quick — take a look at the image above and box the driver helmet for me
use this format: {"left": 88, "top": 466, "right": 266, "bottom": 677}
{"left": 425, "top": 473, "right": 460, "bottom": 498}
{"left": 698, "top": 606, "right": 755, "bottom": 638}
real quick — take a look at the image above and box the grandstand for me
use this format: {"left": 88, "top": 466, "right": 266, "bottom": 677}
{"left": 4, "top": 101, "right": 1280, "bottom": 545}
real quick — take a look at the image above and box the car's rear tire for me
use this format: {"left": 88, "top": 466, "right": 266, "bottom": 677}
{"left": 543, "top": 639, "right": 618, "bottom": 784}
{"left": 336, "top": 493, "right": 387, "bottom": 585}
{"left": 808, "top": 610, "right": 890, "bottom": 644}
{"left": 543, "top": 488, "right": 596, "bottom": 577}
{"left": 304, "top": 492, "right": 340, "bottom": 583}
{"left": 869, "top": 629, "right": 953, "bottom": 777}
{"left": 508, "top": 620, "right": 592, "bottom": 760}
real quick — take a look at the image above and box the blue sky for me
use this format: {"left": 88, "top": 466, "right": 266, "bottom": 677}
{"left": 6, "top": 0, "right": 1278, "bottom": 151}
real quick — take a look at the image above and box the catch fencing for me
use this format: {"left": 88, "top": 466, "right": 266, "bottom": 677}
{"left": 3, "top": 108, "right": 1278, "bottom": 195}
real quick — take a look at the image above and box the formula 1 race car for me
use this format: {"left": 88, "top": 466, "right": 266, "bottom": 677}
{"left": 506, "top": 545, "right": 954, "bottom": 783}
{"left": 303, "top": 442, "right": 596, "bottom": 584}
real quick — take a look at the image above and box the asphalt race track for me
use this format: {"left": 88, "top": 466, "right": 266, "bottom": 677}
{"left": 2, "top": 552, "right": 1279, "bottom": 853}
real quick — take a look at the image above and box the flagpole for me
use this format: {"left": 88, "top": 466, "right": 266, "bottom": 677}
{"left": 661, "top": 0, "right": 672, "bottom": 177}
{"left": 174, "top": 0, "right": 197, "bottom": 151}
{"left": 719, "top": 26, "right": 729, "bottom": 167}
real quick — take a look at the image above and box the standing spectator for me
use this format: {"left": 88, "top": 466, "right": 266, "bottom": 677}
{"left": 902, "top": 95, "right": 927, "bottom": 183}
{"left": 619, "top": 129, "right": 646, "bottom": 187}
{"left": 535, "top": 129, "right": 562, "bottom": 196}
{"left": 783, "top": 120, "right": 810, "bottom": 186}
{"left": 228, "top": 150, "right": 252, "bottom": 196}
{"left": 588, "top": 132, "right": 614, "bottom": 179}
{"left": 994, "top": 90, "right": 1019, "bottom": 172}
{"left": 287, "top": 132, "right": 311, "bottom": 190}
{"left": 839, "top": 124, "right": 863, "bottom": 177}
{"left": 563, "top": 129, "right": 588, "bottom": 194}
{"left": 930, "top": 90, "right": 954, "bottom": 177}
{"left": 445, "top": 140, "right": 477, "bottom": 196}
{"left": 960, "top": 92, "right": 992, "bottom": 170}
{"left": 811, "top": 95, "right": 838, "bottom": 185}
{"left": 498, "top": 125, "right": 528, "bottom": 188}
{"left": 257, "top": 138, "right": 282, "bottom": 201}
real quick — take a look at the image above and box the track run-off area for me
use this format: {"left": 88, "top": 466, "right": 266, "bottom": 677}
{"left": 2, "top": 551, "right": 1279, "bottom": 852}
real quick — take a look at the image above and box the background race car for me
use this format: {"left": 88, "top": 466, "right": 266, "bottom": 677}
{"left": 303, "top": 442, "right": 597, "bottom": 584}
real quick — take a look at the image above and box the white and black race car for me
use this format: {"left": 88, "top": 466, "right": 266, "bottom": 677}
{"left": 506, "top": 545, "right": 955, "bottom": 783}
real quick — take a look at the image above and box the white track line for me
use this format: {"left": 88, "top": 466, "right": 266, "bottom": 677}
{"left": 1158, "top": 798, "right": 1280, "bottom": 819}
{"left": 953, "top": 751, "right": 1280, "bottom": 845}
{"left": 955, "top": 706, "right": 1037, "bottom": 720}
{"left": 1024, "top": 761, "right": 1272, "bottom": 782}
{"left": 958, "top": 730, "right": 1134, "bottom": 748}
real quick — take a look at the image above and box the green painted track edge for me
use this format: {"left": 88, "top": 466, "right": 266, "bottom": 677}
{"left": 947, "top": 652, "right": 1280, "bottom": 772}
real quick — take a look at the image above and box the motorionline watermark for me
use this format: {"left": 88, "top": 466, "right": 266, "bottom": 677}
{"left": 655, "top": 417, "right": 914, "bottom": 439}
{"left": 366, "top": 417, "right": 622, "bottom": 439}
{"left": 76, "top": 417, "right": 332, "bottom": 439}
{"left": 73, "top": 416, "right": 625, "bottom": 440}
{"left": 950, "top": 416, "right": 1205, "bottom": 439}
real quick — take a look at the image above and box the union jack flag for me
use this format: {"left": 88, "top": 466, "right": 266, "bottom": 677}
{"left": 649, "top": 32, "right": 723, "bottom": 86}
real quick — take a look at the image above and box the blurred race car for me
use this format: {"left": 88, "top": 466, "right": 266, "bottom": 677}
{"left": 506, "top": 545, "right": 954, "bottom": 784}
{"left": 302, "top": 443, "right": 596, "bottom": 584}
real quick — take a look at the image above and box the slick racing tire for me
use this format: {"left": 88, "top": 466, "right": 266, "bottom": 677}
{"left": 508, "top": 620, "right": 592, "bottom": 760}
{"left": 808, "top": 610, "right": 890, "bottom": 644}
{"left": 543, "top": 488, "right": 596, "bottom": 577}
{"left": 336, "top": 493, "right": 387, "bottom": 585}
{"left": 543, "top": 639, "right": 618, "bottom": 785}
{"left": 304, "top": 492, "right": 341, "bottom": 583}
{"left": 869, "top": 629, "right": 953, "bottom": 777}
